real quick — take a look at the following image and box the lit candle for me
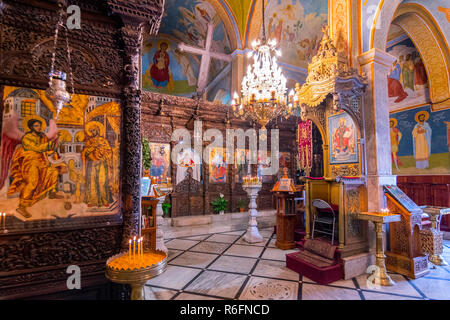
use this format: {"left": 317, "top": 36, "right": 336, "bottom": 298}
{"left": 133, "top": 236, "right": 136, "bottom": 258}
{"left": 137, "top": 238, "right": 141, "bottom": 257}
{"left": 128, "top": 239, "right": 132, "bottom": 258}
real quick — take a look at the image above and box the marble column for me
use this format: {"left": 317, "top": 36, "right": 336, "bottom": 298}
{"left": 358, "top": 49, "right": 397, "bottom": 211}
{"left": 358, "top": 49, "right": 397, "bottom": 251}
{"left": 243, "top": 184, "right": 264, "bottom": 243}
{"left": 155, "top": 189, "right": 171, "bottom": 254}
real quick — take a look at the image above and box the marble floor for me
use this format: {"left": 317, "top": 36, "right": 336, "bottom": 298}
{"left": 145, "top": 228, "right": 450, "bottom": 300}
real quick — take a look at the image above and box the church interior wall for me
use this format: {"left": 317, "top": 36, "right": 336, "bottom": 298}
{"left": 140, "top": 91, "right": 298, "bottom": 217}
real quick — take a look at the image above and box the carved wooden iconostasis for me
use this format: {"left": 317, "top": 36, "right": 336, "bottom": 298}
{"left": 295, "top": 26, "right": 370, "bottom": 257}
{"left": 141, "top": 92, "right": 298, "bottom": 218}
{"left": 0, "top": 0, "right": 164, "bottom": 299}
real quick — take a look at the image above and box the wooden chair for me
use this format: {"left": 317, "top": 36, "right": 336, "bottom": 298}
{"left": 311, "top": 199, "right": 337, "bottom": 245}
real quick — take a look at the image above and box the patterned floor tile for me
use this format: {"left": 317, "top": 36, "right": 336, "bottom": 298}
{"left": 169, "top": 251, "right": 218, "bottom": 269}
{"left": 165, "top": 239, "right": 200, "bottom": 250}
{"left": 208, "top": 255, "right": 257, "bottom": 274}
{"left": 174, "top": 293, "right": 222, "bottom": 300}
{"left": 189, "top": 241, "right": 230, "bottom": 254}
{"left": 234, "top": 237, "right": 266, "bottom": 247}
{"left": 355, "top": 273, "right": 422, "bottom": 298}
{"left": 252, "top": 259, "right": 299, "bottom": 281}
{"left": 408, "top": 277, "right": 450, "bottom": 300}
{"left": 302, "top": 283, "right": 361, "bottom": 300}
{"left": 261, "top": 248, "right": 298, "bottom": 261}
{"left": 146, "top": 265, "right": 202, "bottom": 290}
{"left": 181, "top": 234, "right": 212, "bottom": 241}
{"left": 167, "top": 249, "right": 184, "bottom": 262}
{"left": 362, "top": 291, "right": 422, "bottom": 300}
{"left": 239, "top": 276, "right": 298, "bottom": 300}
{"left": 144, "top": 286, "right": 178, "bottom": 300}
{"left": 207, "top": 234, "right": 241, "bottom": 243}
{"left": 224, "top": 244, "right": 265, "bottom": 258}
{"left": 184, "top": 270, "right": 247, "bottom": 299}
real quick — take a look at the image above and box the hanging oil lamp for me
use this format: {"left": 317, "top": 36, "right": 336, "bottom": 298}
{"left": 45, "top": 0, "right": 74, "bottom": 119}
{"left": 46, "top": 71, "right": 71, "bottom": 118}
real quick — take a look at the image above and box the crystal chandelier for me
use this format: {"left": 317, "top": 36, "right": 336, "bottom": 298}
{"left": 231, "top": 0, "right": 296, "bottom": 129}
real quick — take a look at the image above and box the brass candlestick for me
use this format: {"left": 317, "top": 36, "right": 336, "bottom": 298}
{"left": 358, "top": 212, "right": 402, "bottom": 286}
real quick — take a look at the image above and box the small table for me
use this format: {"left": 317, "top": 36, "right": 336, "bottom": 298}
{"left": 421, "top": 206, "right": 450, "bottom": 266}
{"left": 358, "top": 212, "right": 401, "bottom": 286}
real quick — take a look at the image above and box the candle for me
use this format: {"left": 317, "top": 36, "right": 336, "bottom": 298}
{"left": 133, "top": 236, "right": 136, "bottom": 258}
{"left": 128, "top": 239, "right": 132, "bottom": 258}
{"left": 140, "top": 236, "right": 144, "bottom": 256}
{"left": 137, "top": 238, "right": 141, "bottom": 257}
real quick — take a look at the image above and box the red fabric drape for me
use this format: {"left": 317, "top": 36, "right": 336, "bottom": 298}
{"left": 298, "top": 120, "right": 312, "bottom": 170}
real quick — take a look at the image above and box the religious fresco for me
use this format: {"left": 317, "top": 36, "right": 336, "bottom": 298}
{"left": 149, "top": 142, "right": 171, "bottom": 179}
{"left": 235, "top": 148, "right": 249, "bottom": 183}
{"left": 328, "top": 112, "right": 358, "bottom": 165}
{"left": 143, "top": 0, "right": 232, "bottom": 99}
{"left": 142, "top": 38, "right": 200, "bottom": 95}
{"left": 264, "top": 0, "right": 328, "bottom": 69}
{"left": 387, "top": 37, "right": 430, "bottom": 112}
{"left": 279, "top": 152, "right": 292, "bottom": 170}
{"left": 0, "top": 86, "right": 121, "bottom": 221}
{"left": 390, "top": 105, "right": 450, "bottom": 175}
{"left": 209, "top": 147, "right": 227, "bottom": 183}
{"left": 175, "top": 147, "right": 202, "bottom": 184}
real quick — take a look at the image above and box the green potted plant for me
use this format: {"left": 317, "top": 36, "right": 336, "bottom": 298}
{"left": 142, "top": 137, "right": 152, "bottom": 176}
{"left": 210, "top": 193, "right": 228, "bottom": 215}
{"left": 162, "top": 203, "right": 171, "bottom": 217}
{"left": 237, "top": 199, "right": 246, "bottom": 212}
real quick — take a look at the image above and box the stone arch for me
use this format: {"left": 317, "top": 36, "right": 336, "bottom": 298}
{"left": 391, "top": 4, "right": 450, "bottom": 109}
{"left": 370, "top": 0, "right": 402, "bottom": 51}
{"left": 370, "top": 1, "right": 450, "bottom": 109}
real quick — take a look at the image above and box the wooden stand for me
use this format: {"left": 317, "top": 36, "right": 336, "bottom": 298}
{"left": 274, "top": 192, "right": 298, "bottom": 250}
{"left": 384, "top": 186, "right": 429, "bottom": 279}
{"left": 141, "top": 197, "right": 159, "bottom": 250}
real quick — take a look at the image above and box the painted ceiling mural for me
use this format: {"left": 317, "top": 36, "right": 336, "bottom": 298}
{"left": 263, "top": 0, "right": 328, "bottom": 70}
{"left": 142, "top": 0, "right": 233, "bottom": 102}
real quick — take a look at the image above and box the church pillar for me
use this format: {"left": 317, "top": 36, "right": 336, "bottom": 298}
{"left": 231, "top": 51, "right": 245, "bottom": 98}
{"left": 120, "top": 23, "right": 144, "bottom": 248}
{"left": 358, "top": 48, "right": 397, "bottom": 213}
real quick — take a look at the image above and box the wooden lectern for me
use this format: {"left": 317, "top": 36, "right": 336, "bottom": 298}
{"left": 384, "top": 185, "right": 429, "bottom": 279}
{"left": 272, "top": 168, "right": 298, "bottom": 250}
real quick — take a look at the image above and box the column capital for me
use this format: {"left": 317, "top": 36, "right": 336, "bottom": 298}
{"left": 357, "top": 48, "right": 397, "bottom": 70}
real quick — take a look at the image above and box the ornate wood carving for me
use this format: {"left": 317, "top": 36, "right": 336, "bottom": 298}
{"left": 0, "top": 0, "right": 164, "bottom": 299}
{"left": 0, "top": 0, "right": 123, "bottom": 97}
{"left": 141, "top": 92, "right": 297, "bottom": 218}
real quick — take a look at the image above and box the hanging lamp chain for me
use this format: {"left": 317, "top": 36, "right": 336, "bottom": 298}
{"left": 49, "top": 1, "right": 75, "bottom": 96}
{"left": 261, "top": 0, "right": 266, "bottom": 44}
